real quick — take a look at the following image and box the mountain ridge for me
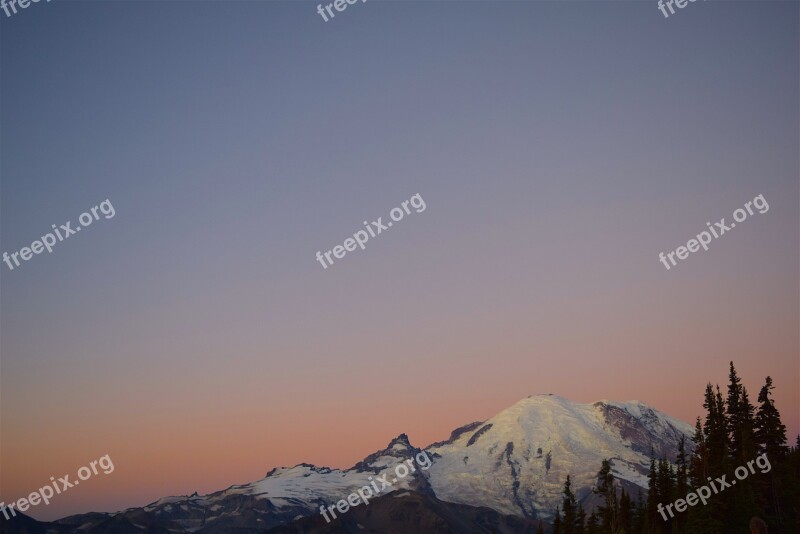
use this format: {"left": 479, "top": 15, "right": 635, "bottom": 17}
{"left": 6, "top": 395, "right": 693, "bottom": 533}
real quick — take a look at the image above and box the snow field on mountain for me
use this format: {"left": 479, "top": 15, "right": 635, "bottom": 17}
{"left": 425, "top": 395, "right": 691, "bottom": 519}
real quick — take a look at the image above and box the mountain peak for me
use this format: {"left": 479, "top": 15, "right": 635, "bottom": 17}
{"left": 424, "top": 395, "right": 694, "bottom": 520}
{"left": 388, "top": 433, "right": 411, "bottom": 447}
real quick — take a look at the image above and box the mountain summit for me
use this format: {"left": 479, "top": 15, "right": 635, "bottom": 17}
{"left": 425, "top": 394, "right": 692, "bottom": 520}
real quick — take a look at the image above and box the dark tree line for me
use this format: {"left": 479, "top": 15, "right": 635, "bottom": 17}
{"left": 548, "top": 362, "right": 799, "bottom": 534}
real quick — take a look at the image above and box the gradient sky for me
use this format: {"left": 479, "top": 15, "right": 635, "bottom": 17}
{"left": 1, "top": 0, "right": 798, "bottom": 522}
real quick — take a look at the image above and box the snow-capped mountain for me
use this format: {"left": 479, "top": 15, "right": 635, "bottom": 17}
{"left": 16, "top": 395, "right": 693, "bottom": 533}
{"left": 425, "top": 394, "right": 693, "bottom": 520}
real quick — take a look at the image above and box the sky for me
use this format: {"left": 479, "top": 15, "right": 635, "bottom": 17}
{"left": 1, "top": 0, "right": 798, "bottom": 522}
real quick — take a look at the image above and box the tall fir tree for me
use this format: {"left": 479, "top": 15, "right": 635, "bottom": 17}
{"left": 732, "top": 386, "right": 760, "bottom": 531}
{"left": 595, "top": 459, "right": 618, "bottom": 534}
{"left": 687, "top": 386, "right": 726, "bottom": 533}
{"left": 702, "top": 383, "right": 728, "bottom": 475}
{"left": 656, "top": 459, "right": 674, "bottom": 533}
{"left": 753, "top": 376, "right": 792, "bottom": 531}
{"left": 754, "top": 376, "right": 788, "bottom": 459}
{"left": 586, "top": 511, "right": 599, "bottom": 534}
{"left": 739, "top": 386, "right": 758, "bottom": 461}
{"left": 714, "top": 385, "right": 728, "bottom": 468}
{"left": 674, "top": 435, "right": 688, "bottom": 533}
{"left": 726, "top": 361, "right": 744, "bottom": 458}
{"left": 727, "top": 363, "right": 758, "bottom": 465}
{"left": 646, "top": 456, "right": 660, "bottom": 534}
{"left": 562, "top": 475, "right": 578, "bottom": 534}
{"left": 576, "top": 503, "right": 587, "bottom": 534}
{"left": 689, "top": 417, "right": 707, "bottom": 488}
{"left": 632, "top": 490, "right": 647, "bottom": 534}
{"left": 618, "top": 488, "right": 632, "bottom": 534}
{"left": 553, "top": 505, "right": 563, "bottom": 534}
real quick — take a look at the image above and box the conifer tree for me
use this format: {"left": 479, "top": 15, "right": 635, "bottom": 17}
{"left": 754, "top": 376, "right": 788, "bottom": 459}
{"left": 632, "top": 490, "right": 647, "bottom": 534}
{"left": 646, "top": 457, "right": 660, "bottom": 534}
{"left": 586, "top": 511, "right": 599, "bottom": 534}
{"left": 553, "top": 505, "right": 563, "bottom": 534}
{"left": 576, "top": 503, "right": 587, "bottom": 534}
{"left": 725, "top": 384, "right": 760, "bottom": 531}
{"left": 703, "top": 384, "right": 728, "bottom": 474}
{"left": 689, "top": 417, "right": 707, "bottom": 488}
{"left": 753, "top": 376, "right": 794, "bottom": 531}
{"left": 727, "top": 363, "right": 758, "bottom": 465}
{"left": 674, "top": 436, "right": 688, "bottom": 533}
{"left": 739, "top": 386, "right": 758, "bottom": 461}
{"left": 595, "top": 459, "right": 618, "bottom": 533}
{"left": 689, "top": 389, "right": 726, "bottom": 533}
{"left": 726, "top": 361, "right": 744, "bottom": 457}
{"left": 714, "top": 385, "right": 728, "bottom": 457}
{"left": 562, "top": 475, "right": 578, "bottom": 534}
{"left": 618, "top": 488, "right": 632, "bottom": 534}
{"left": 656, "top": 459, "right": 674, "bottom": 533}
